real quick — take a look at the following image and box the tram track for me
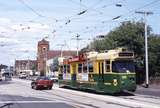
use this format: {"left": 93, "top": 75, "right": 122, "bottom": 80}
{"left": 50, "top": 86, "right": 160, "bottom": 108}
{"left": 13, "top": 79, "right": 136, "bottom": 108}
{"left": 41, "top": 89, "right": 136, "bottom": 108}
{"left": 121, "top": 90, "right": 160, "bottom": 105}
{"left": 12, "top": 79, "right": 160, "bottom": 108}
{"left": 11, "top": 80, "right": 101, "bottom": 108}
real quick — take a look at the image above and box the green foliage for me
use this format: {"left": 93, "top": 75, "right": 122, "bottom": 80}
{"left": 50, "top": 57, "right": 59, "bottom": 71}
{"left": 0, "top": 64, "right": 8, "bottom": 70}
{"left": 148, "top": 35, "right": 160, "bottom": 77}
{"left": 31, "top": 64, "right": 37, "bottom": 71}
{"left": 85, "top": 21, "right": 160, "bottom": 78}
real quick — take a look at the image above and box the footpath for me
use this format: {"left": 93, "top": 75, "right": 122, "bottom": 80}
{"left": 136, "top": 84, "right": 160, "bottom": 97}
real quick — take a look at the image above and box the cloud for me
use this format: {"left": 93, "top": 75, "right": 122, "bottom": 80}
{"left": 11, "top": 22, "right": 50, "bottom": 32}
{"left": 0, "top": 18, "right": 11, "bottom": 24}
{"left": 0, "top": 26, "right": 10, "bottom": 33}
{"left": 13, "top": 47, "right": 36, "bottom": 53}
{"left": 0, "top": 37, "right": 19, "bottom": 46}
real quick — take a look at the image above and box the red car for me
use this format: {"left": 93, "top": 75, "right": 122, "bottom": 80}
{"left": 31, "top": 76, "right": 53, "bottom": 90}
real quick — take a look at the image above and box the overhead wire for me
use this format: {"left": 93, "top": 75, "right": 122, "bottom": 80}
{"left": 63, "top": 0, "right": 129, "bottom": 36}
{"left": 85, "top": 0, "right": 160, "bottom": 51}
{"left": 17, "top": 0, "right": 59, "bottom": 22}
{"left": 17, "top": 0, "right": 44, "bottom": 17}
{"left": 119, "top": 0, "right": 160, "bottom": 19}
{"left": 16, "top": 0, "right": 160, "bottom": 51}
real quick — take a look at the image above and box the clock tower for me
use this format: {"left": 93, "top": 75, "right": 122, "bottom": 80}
{"left": 37, "top": 39, "right": 49, "bottom": 76}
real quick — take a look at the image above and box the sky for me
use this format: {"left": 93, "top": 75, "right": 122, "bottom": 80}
{"left": 0, "top": 0, "right": 160, "bottom": 65}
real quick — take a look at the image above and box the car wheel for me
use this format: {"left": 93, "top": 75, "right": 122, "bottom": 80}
{"left": 31, "top": 85, "right": 34, "bottom": 89}
{"left": 48, "top": 86, "right": 52, "bottom": 90}
{"left": 34, "top": 84, "right": 38, "bottom": 90}
{"left": 31, "top": 83, "right": 34, "bottom": 89}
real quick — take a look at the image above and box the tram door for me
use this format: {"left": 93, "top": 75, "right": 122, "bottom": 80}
{"left": 98, "top": 61, "right": 104, "bottom": 83}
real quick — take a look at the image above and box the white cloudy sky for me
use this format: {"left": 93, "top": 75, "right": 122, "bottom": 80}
{"left": 0, "top": 0, "right": 160, "bottom": 65}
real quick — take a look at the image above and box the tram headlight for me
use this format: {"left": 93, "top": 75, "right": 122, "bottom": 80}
{"left": 113, "top": 79, "right": 118, "bottom": 86}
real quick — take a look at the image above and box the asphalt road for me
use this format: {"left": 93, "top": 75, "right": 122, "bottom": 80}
{"left": 135, "top": 85, "right": 160, "bottom": 97}
{"left": 0, "top": 78, "right": 160, "bottom": 108}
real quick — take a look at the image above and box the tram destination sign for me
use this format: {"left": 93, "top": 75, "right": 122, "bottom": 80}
{"left": 119, "top": 52, "right": 133, "bottom": 57}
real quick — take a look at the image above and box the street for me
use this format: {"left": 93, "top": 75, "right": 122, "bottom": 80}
{"left": 0, "top": 79, "right": 160, "bottom": 108}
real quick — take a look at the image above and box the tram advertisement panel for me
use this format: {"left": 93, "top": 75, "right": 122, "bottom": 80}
{"left": 63, "top": 74, "right": 71, "bottom": 80}
{"left": 77, "top": 73, "right": 88, "bottom": 81}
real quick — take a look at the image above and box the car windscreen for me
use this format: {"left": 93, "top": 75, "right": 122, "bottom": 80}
{"left": 37, "top": 76, "right": 50, "bottom": 80}
{"left": 112, "top": 60, "right": 135, "bottom": 73}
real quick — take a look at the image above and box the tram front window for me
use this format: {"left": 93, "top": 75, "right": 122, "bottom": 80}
{"left": 112, "top": 61, "right": 135, "bottom": 73}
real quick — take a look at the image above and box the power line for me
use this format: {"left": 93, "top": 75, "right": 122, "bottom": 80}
{"left": 120, "top": 0, "right": 160, "bottom": 19}
{"left": 17, "top": 0, "right": 44, "bottom": 17}
{"left": 92, "top": 0, "right": 160, "bottom": 31}
{"left": 17, "top": 0, "right": 59, "bottom": 21}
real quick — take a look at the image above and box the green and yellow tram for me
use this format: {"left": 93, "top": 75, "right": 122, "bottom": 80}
{"left": 58, "top": 48, "right": 136, "bottom": 94}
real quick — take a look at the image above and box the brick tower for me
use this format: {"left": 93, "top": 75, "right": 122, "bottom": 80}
{"left": 37, "top": 39, "right": 49, "bottom": 76}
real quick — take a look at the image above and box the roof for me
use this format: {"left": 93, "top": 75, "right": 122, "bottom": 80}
{"left": 38, "top": 39, "right": 49, "bottom": 45}
{"left": 15, "top": 60, "right": 37, "bottom": 65}
{"left": 47, "top": 50, "right": 76, "bottom": 60}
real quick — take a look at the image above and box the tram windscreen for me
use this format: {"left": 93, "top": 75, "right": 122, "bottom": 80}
{"left": 112, "top": 61, "right": 135, "bottom": 73}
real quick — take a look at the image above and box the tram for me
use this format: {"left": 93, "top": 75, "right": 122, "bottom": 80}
{"left": 58, "top": 48, "right": 136, "bottom": 94}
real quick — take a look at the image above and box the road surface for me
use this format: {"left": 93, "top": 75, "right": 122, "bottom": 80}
{"left": 0, "top": 78, "right": 160, "bottom": 108}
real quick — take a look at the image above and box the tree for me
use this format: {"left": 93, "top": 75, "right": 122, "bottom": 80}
{"left": 84, "top": 21, "right": 160, "bottom": 80}
{"left": 0, "top": 64, "right": 8, "bottom": 70}
{"left": 148, "top": 35, "right": 160, "bottom": 77}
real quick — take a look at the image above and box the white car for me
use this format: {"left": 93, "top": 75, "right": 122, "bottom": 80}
{"left": 0, "top": 74, "right": 2, "bottom": 81}
{"left": 19, "top": 73, "right": 27, "bottom": 79}
{"left": 49, "top": 76, "right": 58, "bottom": 82}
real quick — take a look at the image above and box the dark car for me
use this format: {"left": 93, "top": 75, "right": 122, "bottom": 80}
{"left": 31, "top": 76, "right": 53, "bottom": 90}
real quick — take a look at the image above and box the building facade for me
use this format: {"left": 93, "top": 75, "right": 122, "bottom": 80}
{"left": 15, "top": 60, "right": 36, "bottom": 75}
{"left": 37, "top": 39, "right": 76, "bottom": 76}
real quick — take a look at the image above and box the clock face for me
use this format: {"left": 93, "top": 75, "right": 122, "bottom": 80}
{"left": 43, "top": 47, "right": 46, "bottom": 51}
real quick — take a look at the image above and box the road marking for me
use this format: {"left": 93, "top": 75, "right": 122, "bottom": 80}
{"left": 12, "top": 78, "right": 160, "bottom": 108}
{"left": 0, "top": 101, "right": 57, "bottom": 104}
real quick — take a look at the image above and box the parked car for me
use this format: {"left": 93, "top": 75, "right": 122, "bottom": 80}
{"left": 19, "top": 72, "right": 27, "bottom": 79}
{"left": 4, "top": 73, "right": 12, "bottom": 81}
{"left": 49, "top": 76, "right": 58, "bottom": 82}
{"left": 0, "top": 73, "right": 2, "bottom": 81}
{"left": 31, "top": 76, "right": 53, "bottom": 90}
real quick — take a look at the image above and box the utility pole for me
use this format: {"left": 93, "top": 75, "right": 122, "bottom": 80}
{"left": 135, "top": 11, "right": 153, "bottom": 88}
{"left": 57, "top": 43, "right": 65, "bottom": 57}
{"left": 76, "top": 34, "right": 80, "bottom": 56}
{"left": 72, "top": 34, "right": 82, "bottom": 56}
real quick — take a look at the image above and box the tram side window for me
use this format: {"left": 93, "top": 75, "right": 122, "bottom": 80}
{"left": 63, "top": 65, "right": 67, "bottom": 73}
{"left": 60, "top": 66, "right": 63, "bottom": 73}
{"left": 67, "top": 64, "right": 70, "bottom": 73}
{"left": 105, "top": 60, "right": 110, "bottom": 72}
{"left": 83, "top": 62, "right": 87, "bottom": 73}
{"left": 88, "top": 62, "right": 93, "bottom": 72}
{"left": 78, "top": 64, "right": 82, "bottom": 73}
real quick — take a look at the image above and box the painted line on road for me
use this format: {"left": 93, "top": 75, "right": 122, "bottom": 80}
{"left": 0, "top": 101, "right": 57, "bottom": 104}
{"left": 12, "top": 78, "right": 160, "bottom": 108}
